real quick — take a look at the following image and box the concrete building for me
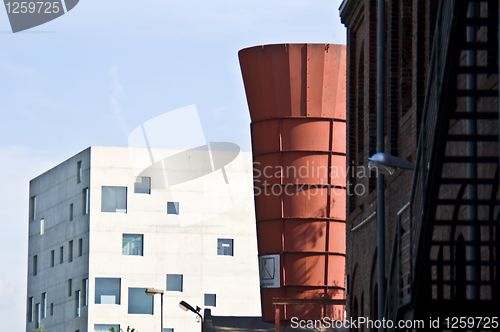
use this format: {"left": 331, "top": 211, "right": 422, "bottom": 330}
{"left": 26, "top": 146, "right": 261, "bottom": 332}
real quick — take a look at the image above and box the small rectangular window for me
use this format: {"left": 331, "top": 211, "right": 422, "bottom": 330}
{"left": 94, "top": 324, "right": 120, "bottom": 332}
{"left": 166, "top": 274, "right": 183, "bottom": 292}
{"left": 69, "top": 204, "right": 74, "bottom": 221}
{"left": 40, "top": 218, "right": 44, "bottom": 235}
{"left": 35, "top": 303, "right": 40, "bottom": 328}
{"left": 30, "top": 196, "right": 36, "bottom": 221}
{"left": 122, "top": 234, "right": 143, "bottom": 256}
{"left": 69, "top": 240, "right": 73, "bottom": 263}
{"left": 50, "top": 250, "right": 55, "bottom": 267}
{"left": 164, "top": 329, "right": 174, "bottom": 332}
{"left": 33, "top": 255, "right": 37, "bottom": 276}
{"left": 217, "top": 239, "right": 234, "bottom": 256}
{"left": 101, "top": 186, "right": 127, "bottom": 213}
{"left": 134, "top": 176, "right": 151, "bottom": 194}
{"left": 167, "top": 202, "right": 179, "bottom": 215}
{"left": 83, "top": 188, "right": 89, "bottom": 215}
{"left": 50, "top": 303, "right": 53, "bottom": 316}
{"left": 82, "top": 279, "right": 88, "bottom": 306}
{"left": 128, "top": 288, "right": 153, "bottom": 314}
{"left": 95, "top": 278, "right": 121, "bottom": 304}
{"left": 41, "top": 292, "right": 47, "bottom": 318}
{"left": 60, "top": 246, "right": 64, "bottom": 264}
{"left": 78, "top": 238, "right": 83, "bottom": 257}
{"left": 28, "top": 297, "right": 33, "bottom": 322}
{"left": 68, "top": 279, "right": 72, "bottom": 297}
{"left": 77, "top": 161, "right": 82, "bottom": 184}
{"left": 204, "top": 294, "right": 216, "bottom": 307}
{"left": 75, "top": 290, "right": 81, "bottom": 317}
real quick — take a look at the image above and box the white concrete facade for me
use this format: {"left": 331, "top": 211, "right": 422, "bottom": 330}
{"left": 26, "top": 146, "right": 261, "bottom": 332}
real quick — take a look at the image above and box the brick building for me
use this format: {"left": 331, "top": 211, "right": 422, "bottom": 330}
{"left": 340, "top": 0, "right": 499, "bottom": 329}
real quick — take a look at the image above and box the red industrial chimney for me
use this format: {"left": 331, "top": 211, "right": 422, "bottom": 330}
{"left": 239, "top": 43, "right": 346, "bottom": 324}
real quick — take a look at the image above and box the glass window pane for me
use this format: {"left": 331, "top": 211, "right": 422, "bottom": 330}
{"left": 95, "top": 278, "right": 120, "bottom": 304}
{"left": 167, "top": 202, "right": 179, "bottom": 215}
{"left": 122, "top": 234, "right": 143, "bottom": 256}
{"left": 166, "top": 274, "right": 183, "bottom": 292}
{"left": 94, "top": 324, "right": 119, "bottom": 332}
{"left": 217, "top": 239, "right": 234, "bottom": 256}
{"left": 102, "top": 187, "right": 127, "bottom": 213}
{"left": 204, "top": 294, "right": 216, "bottom": 307}
{"left": 134, "top": 177, "right": 151, "bottom": 194}
{"left": 128, "top": 288, "right": 153, "bottom": 314}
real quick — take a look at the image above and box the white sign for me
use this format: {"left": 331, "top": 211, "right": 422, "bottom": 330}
{"left": 259, "top": 254, "right": 280, "bottom": 288}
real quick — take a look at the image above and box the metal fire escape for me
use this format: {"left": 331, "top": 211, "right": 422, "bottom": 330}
{"left": 385, "top": 0, "right": 499, "bottom": 329}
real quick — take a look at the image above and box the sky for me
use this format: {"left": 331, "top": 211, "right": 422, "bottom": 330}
{"left": 0, "top": 1, "right": 346, "bottom": 329}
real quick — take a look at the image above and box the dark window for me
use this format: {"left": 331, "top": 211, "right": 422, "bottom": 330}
{"left": 50, "top": 303, "right": 53, "bottom": 316}
{"left": 204, "top": 294, "right": 216, "bottom": 307}
{"left": 167, "top": 202, "right": 179, "bottom": 215}
{"left": 50, "top": 250, "right": 54, "bottom": 267}
{"left": 41, "top": 293, "right": 47, "bottom": 318}
{"left": 78, "top": 238, "right": 83, "bottom": 257}
{"left": 166, "top": 274, "right": 183, "bottom": 292}
{"left": 95, "top": 278, "right": 121, "bottom": 304}
{"left": 101, "top": 186, "right": 127, "bottom": 213}
{"left": 69, "top": 240, "right": 73, "bottom": 263}
{"left": 134, "top": 176, "right": 151, "bottom": 194}
{"left": 69, "top": 203, "right": 73, "bottom": 221}
{"left": 30, "top": 196, "right": 36, "bottom": 221}
{"left": 68, "top": 279, "right": 72, "bottom": 297}
{"left": 33, "top": 255, "right": 37, "bottom": 276}
{"left": 217, "top": 239, "right": 233, "bottom": 256}
{"left": 128, "top": 288, "right": 153, "bottom": 314}
{"left": 77, "top": 161, "right": 82, "bottom": 184}
{"left": 60, "top": 246, "right": 64, "bottom": 264}
{"left": 27, "top": 297, "right": 33, "bottom": 322}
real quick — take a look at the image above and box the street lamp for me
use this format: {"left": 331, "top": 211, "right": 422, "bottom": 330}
{"left": 179, "top": 300, "right": 203, "bottom": 322}
{"left": 145, "top": 288, "right": 164, "bottom": 332}
{"left": 368, "top": 152, "right": 415, "bottom": 176}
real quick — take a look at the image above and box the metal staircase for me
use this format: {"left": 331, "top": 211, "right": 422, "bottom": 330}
{"left": 385, "top": 0, "right": 499, "bottom": 329}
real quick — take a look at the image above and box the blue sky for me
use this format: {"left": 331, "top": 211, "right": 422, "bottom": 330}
{"left": 0, "top": 0, "right": 345, "bottom": 329}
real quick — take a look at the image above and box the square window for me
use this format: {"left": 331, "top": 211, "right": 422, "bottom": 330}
{"left": 166, "top": 274, "right": 183, "bottom": 292}
{"left": 122, "top": 234, "right": 143, "bottom": 256}
{"left": 167, "top": 202, "right": 179, "bottom": 215}
{"left": 95, "top": 278, "right": 121, "bottom": 304}
{"left": 69, "top": 204, "right": 74, "bottom": 221}
{"left": 77, "top": 161, "right": 82, "bottom": 184}
{"left": 217, "top": 239, "right": 234, "bottom": 256}
{"left": 204, "top": 294, "right": 216, "bottom": 307}
{"left": 83, "top": 188, "right": 89, "bottom": 215}
{"left": 30, "top": 196, "right": 36, "bottom": 221}
{"left": 128, "top": 288, "right": 153, "bottom": 314}
{"left": 134, "top": 176, "right": 151, "bottom": 194}
{"left": 101, "top": 186, "right": 127, "bottom": 213}
{"left": 50, "top": 250, "right": 54, "bottom": 267}
{"left": 60, "top": 246, "right": 64, "bottom": 264}
{"left": 69, "top": 240, "right": 73, "bottom": 263}
{"left": 94, "top": 324, "right": 119, "bottom": 332}
{"left": 33, "top": 255, "right": 37, "bottom": 276}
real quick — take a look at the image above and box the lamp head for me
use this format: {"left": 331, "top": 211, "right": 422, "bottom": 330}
{"left": 368, "top": 152, "right": 415, "bottom": 176}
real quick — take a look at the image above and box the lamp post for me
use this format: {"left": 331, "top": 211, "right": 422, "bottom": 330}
{"left": 179, "top": 300, "right": 203, "bottom": 322}
{"left": 146, "top": 288, "right": 164, "bottom": 332}
{"left": 368, "top": 151, "right": 415, "bottom": 329}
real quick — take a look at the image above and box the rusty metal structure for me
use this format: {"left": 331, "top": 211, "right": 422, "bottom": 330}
{"left": 239, "top": 43, "right": 347, "bottom": 325}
